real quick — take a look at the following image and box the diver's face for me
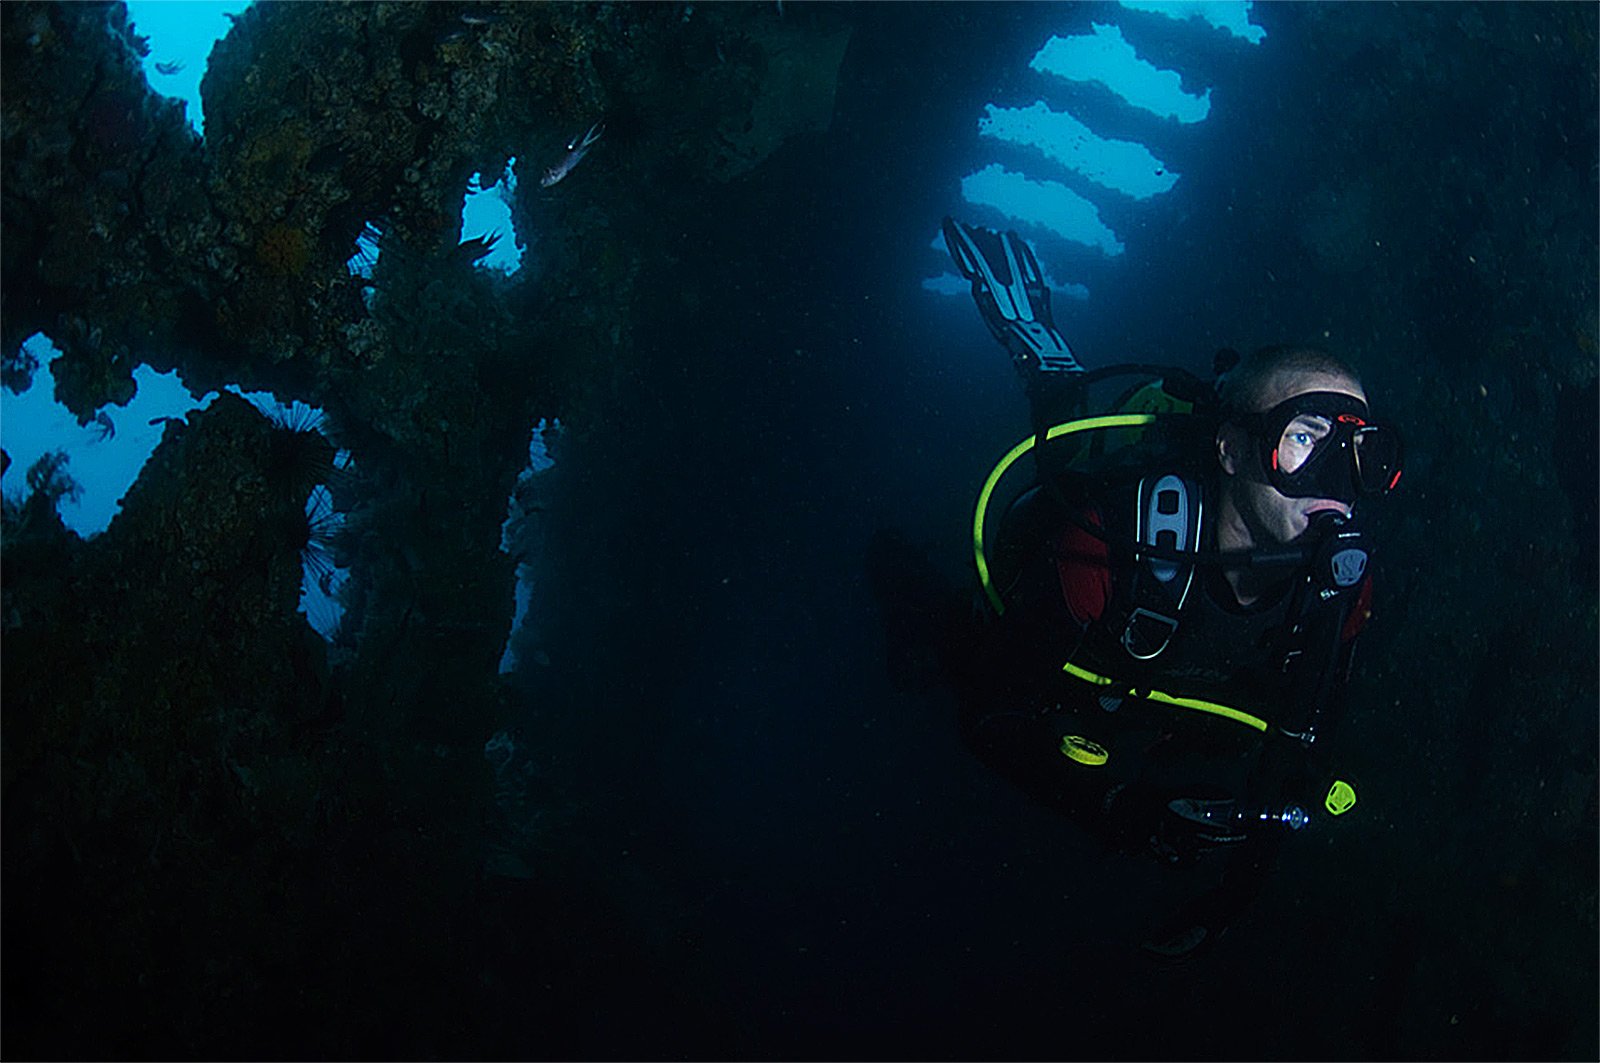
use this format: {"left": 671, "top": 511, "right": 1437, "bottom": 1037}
{"left": 1218, "top": 370, "right": 1368, "bottom": 545}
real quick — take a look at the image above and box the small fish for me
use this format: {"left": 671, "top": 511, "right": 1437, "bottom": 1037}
{"left": 457, "top": 230, "right": 502, "bottom": 265}
{"left": 90, "top": 410, "right": 115, "bottom": 441}
{"left": 155, "top": 59, "right": 185, "bottom": 75}
{"left": 540, "top": 121, "right": 603, "bottom": 188}
{"left": 457, "top": 10, "right": 503, "bottom": 26}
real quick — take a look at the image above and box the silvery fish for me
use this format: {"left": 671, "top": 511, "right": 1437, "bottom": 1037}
{"left": 540, "top": 121, "right": 603, "bottom": 188}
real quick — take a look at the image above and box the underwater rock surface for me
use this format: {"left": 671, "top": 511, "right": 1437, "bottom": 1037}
{"left": 2, "top": 1, "right": 853, "bottom": 1055}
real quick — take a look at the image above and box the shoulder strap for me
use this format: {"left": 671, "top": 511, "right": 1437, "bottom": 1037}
{"left": 1107, "top": 473, "right": 1203, "bottom": 661}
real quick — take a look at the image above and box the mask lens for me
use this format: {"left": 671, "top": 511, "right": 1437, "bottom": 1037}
{"left": 1274, "top": 414, "right": 1334, "bottom": 475}
{"left": 1353, "top": 426, "right": 1402, "bottom": 493}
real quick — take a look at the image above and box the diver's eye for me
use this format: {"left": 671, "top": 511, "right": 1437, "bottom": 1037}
{"left": 1275, "top": 416, "right": 1331, "bottom": 474}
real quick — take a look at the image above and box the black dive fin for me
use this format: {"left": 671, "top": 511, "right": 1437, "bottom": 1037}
{"left": 942, "top": 216, "right": 1082, "bottom": 377}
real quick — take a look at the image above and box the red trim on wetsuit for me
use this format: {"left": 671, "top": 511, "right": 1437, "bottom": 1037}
{"left": 1057, "top": 507, "right": 1111, "bottom": 625}
{"left": 1341, "top": 575, "right": 1373, "bottom": 642}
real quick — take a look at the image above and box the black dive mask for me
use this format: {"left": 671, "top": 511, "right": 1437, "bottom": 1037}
{"left": 1238, "top": 391, "right": 1404, "bottom": 504}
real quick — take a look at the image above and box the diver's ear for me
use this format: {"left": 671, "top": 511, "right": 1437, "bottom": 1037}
{"left": 1216, "top": 422, "right": 1246, "bottom": 476}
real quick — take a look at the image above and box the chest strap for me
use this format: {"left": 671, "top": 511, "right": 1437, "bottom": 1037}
{"left": 1061, "top": 660, "right": 1269, "bottom": 733}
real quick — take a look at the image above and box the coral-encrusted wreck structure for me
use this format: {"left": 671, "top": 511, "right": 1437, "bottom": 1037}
{"left": 1, "top": 2, "right": 850, "bottom": 1055}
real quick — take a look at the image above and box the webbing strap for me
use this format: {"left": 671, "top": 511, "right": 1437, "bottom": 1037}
{"left": 1060, "top": 660, "right": 1269, "bottom": 733}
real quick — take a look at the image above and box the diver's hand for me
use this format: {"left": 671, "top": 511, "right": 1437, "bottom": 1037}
{"left": 942, "top": 217, "right": 1081, "bottom": 377}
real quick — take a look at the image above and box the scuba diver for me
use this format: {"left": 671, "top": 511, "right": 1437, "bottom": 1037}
{"left": 873, "top": 219, "right": 1404, "bottom": 961}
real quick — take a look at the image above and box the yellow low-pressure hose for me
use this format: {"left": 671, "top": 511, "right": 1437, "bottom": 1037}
{"left": 973, "top": 414, "right": 1157, "bottom": 615}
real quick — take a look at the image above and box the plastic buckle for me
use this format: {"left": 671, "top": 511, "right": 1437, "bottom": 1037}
{"left": 1122, "top": 607, "right": 1178, "bottom": 660}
